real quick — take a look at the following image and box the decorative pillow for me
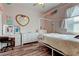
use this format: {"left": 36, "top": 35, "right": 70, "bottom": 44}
{"left": 74, "top": 35, "right": 79, "bottom": 39}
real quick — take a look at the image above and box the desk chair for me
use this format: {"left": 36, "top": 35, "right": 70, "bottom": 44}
{"left": 0, "top": 37, "right": 14, "bottom": 52}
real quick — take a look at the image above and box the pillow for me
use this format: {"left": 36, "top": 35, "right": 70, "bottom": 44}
{"left": 74, "top": 35, "right": 79, "bottom": 39}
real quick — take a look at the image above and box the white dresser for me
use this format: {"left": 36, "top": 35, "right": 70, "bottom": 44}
{"left": 14, "top": 32, "right": 39, "bottom": 46}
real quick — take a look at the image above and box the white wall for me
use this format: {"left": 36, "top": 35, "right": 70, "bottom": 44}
{"left": 0, "top": 4, "right": 41, "bottom": 46}
{"left": 3, "top": 4, "right": 40, "bottom": 33}
{"left": 0, "top": 4, "right": 3, "bottom": 35}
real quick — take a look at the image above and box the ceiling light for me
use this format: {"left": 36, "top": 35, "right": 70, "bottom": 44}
{"left": 33, "top": 0, "right": 45, "bottom": 8}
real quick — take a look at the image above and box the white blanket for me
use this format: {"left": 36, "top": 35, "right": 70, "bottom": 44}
{"left": 41, "top": 33, "right": 79, "bottom": 56}
{"left": 43, "top": 33, "right": 79, "bottom": 43}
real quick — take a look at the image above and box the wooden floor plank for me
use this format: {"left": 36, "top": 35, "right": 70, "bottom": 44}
{"left": 0, "top": 42, "right": 51, "bottom": 56}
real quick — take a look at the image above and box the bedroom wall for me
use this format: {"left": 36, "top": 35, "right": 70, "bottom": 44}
{"left": 3, "top": 4, "right": 40, "bottom": 33}
{"left": 42, "top": 3, "right": 78, "bottom": 34}
{"left": 0, "top": 4, "right": 41, "bottom": 46}
{"left": 0, "top": 4, "right": 4, "bottom": 35}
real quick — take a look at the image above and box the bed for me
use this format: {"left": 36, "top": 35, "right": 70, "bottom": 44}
{"left": 40, "top": 33, "right": 79, "bottom": 56}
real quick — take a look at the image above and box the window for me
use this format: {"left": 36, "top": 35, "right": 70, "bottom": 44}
{"left": 65, "top": 16, "right": 79, "bottom": 33}
{"left": 65, "top": 5, "right": 79, "bottom": 33}
{"left": 67, "top": 5, "right": 79, "bottom": 17}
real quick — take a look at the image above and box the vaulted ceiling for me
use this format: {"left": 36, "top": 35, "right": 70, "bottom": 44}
{"left": 4, "top": 3, "right": 60, "bottom": 13}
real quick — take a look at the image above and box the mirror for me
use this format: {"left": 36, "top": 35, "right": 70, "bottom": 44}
{"left": 16, "top": 14, "right": 30, "bottom": 26}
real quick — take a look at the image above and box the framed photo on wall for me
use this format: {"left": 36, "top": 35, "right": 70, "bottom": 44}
{"left": 3, "top": 25, "right": 14, "bottom": 35}
{"left": 7, "top": 26, "right": 13, "bottom": 32}
{"left": 14, "top": 26, "right": 20, "bottom": 34}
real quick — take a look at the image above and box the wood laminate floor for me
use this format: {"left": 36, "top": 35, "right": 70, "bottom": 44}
{"left": 0, "top": 42, "right": 51, "bottom": 56}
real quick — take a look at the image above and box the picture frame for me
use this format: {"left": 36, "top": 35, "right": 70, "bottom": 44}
{"left": 14, "top": 26, "right": 20, "bottom": 34}
{"left": 3, "top": 25, "right": 14, "bottom": 35}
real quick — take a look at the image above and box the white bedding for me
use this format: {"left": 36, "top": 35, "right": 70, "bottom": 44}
{"left": 41, "top": 33, "right": 79, "bottom": 55}
{"left": 43, "top": 33, "right": 79, "bottom": 43}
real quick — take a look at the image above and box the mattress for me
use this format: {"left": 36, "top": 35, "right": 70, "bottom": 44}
{"left": 41, "top": 33, "right": 79, "bottom": 56}
{"left": 43, "top": 33, "right": 79, "bottom": 42}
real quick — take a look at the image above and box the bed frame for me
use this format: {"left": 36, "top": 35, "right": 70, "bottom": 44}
{"left": 41, "top": 42, "right": 66, "bottom": 56}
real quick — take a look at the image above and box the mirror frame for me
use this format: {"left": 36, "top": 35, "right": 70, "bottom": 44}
{"left": 16, "top": 14, "right": 30, "bottom": 26}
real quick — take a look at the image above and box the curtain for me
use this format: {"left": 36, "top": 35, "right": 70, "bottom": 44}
{"left": 61, "top": 19, "right": 65, "bottom": 29}
{"left": 66, "top": 6, "right": 75, "bottom": 17}
{"left": 67, "top": 5, "right": 79, "bottom": 17}
{"left": 61, "top": 6, "right": 75, "bottom": 31}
